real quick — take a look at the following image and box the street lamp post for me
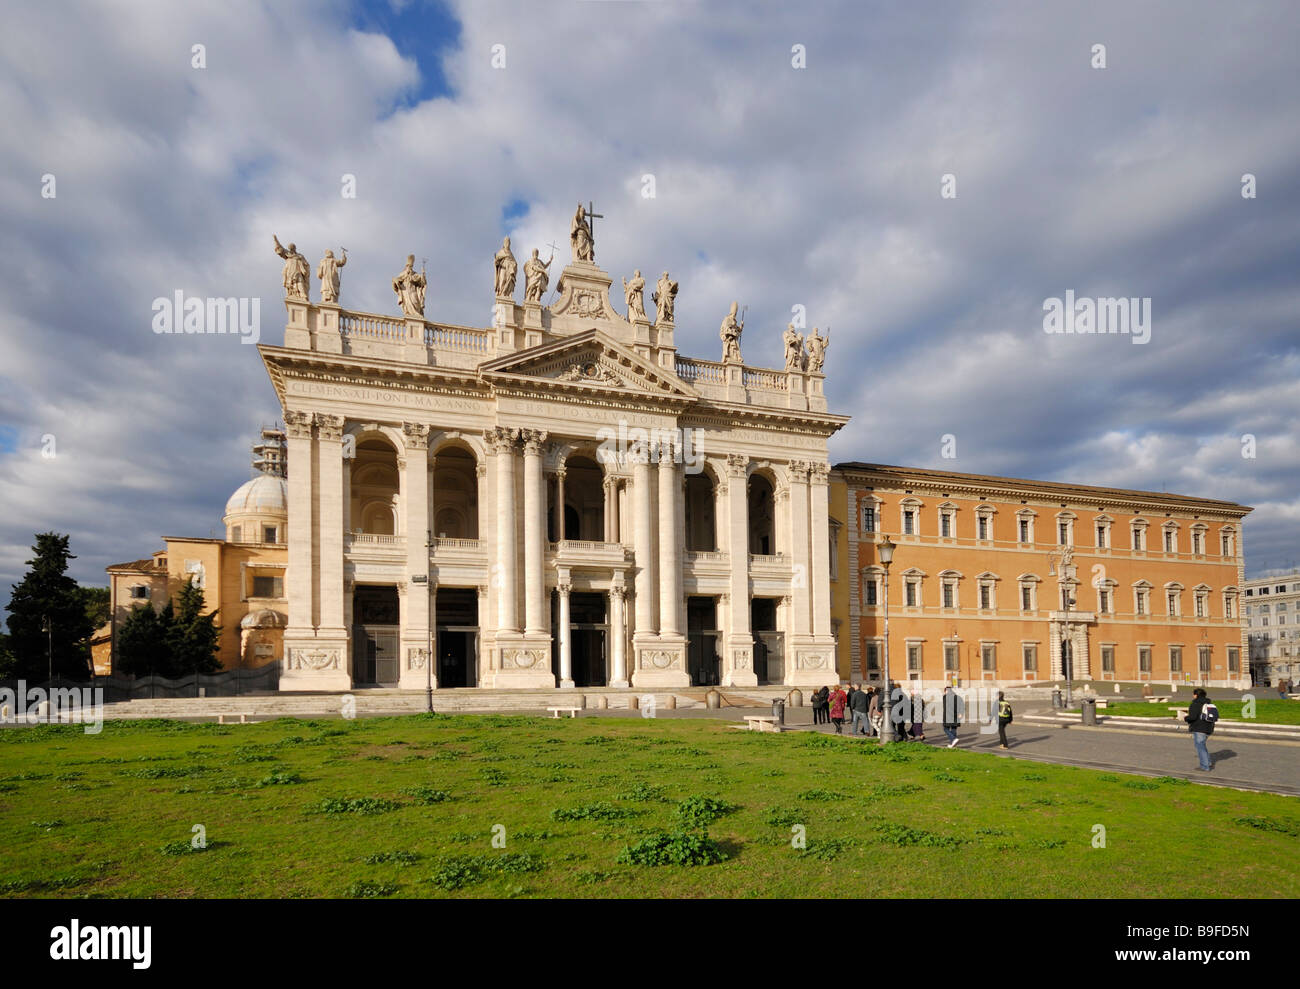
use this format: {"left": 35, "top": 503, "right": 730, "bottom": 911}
{"left": 1049, "top": 551, "right": 1075, "bottom": 709}
{"left": 878, "top": 535, "right": 895, "bottom": 744}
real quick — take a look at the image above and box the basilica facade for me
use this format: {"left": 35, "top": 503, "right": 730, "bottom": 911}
{"left": 262, "top": 215, "right": 847, "bottom": 692}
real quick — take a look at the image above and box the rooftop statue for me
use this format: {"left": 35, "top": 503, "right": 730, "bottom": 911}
{"left": 273, "top": 235, "right": 310, "bottom": 301}
{"left": 317, "top": 248, "right": 347, "bottom": 304}
{"left": 392, "top": 254, "right": 427, "bottom": 317}
{"left": 653, "top": 271, "right": 678, "bottom": 324}
{"left": 494, "top": 237, "right": 518, "bottom": 299}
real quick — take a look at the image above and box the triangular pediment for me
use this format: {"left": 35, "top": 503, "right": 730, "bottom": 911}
{"left": 479, "top": 330, "right": 697, "bottom": 402}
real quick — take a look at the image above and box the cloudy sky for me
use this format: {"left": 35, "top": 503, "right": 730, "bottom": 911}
{"left": 1, "top": 0, "right": 1298, "bottom": 609}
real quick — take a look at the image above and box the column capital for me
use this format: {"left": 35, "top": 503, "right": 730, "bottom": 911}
{"left": 485, "top": 426, "right": 520, "bottom": 453}
{"left": 284, "top": 409, "right": 314, "bottom": 439}
{"left": 809, "top": 462, "right": 831, "bottom": 484}
{"left": 725, "top": 453, "right": 748, "bottom": 478}
{"left": 657, "top": 440, "right": 678, "bottom": 465}
{"left": 402, "top": 422, "right": 430, "bottom": 450}
{"left": 788, "top": 459, "right": 812, "bottom": 479}
{"left": 521, "top": 429, "right": 549, "bottom": 456}
{"left": 396, "top": 456, "right": 407, "bottom": 472}
{"left": 610, "top": 584, "right": 626, "bottom": 602}
{"left": 556, "top": 581, "right": 572, "bottom": 597}
{"left": 315, "top": 414, "right": 345, "bottom": 442}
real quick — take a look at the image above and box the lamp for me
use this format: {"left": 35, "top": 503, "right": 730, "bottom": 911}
{"left": 878, "top": 535, "right": 895, "bottom": 743}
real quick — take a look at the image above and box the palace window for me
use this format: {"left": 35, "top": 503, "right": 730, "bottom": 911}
{"left": 1163, "top": 524, "right": 1178, "bottom": 554}
{"left": 252, "top": 575, "right": 284, "bottom": 598}
{"left": 129, "top": 585, "right": 148, "bottom": 600}
{"left": 907, "top": 643, "right": 923, "bottom": 672}
{"left": 981, "top": 644, "right": 997, "bottom": 672}
{"left": 1191, "top": 526, "right": 1206, "bottom": 555}
{"left": 1022, "top": 585, "right": 1033, "bottom": 610}
{"left": 1022, "top": 644, "right": 1037, "bottom": 673}
{"left": 1059, "top": 522, "right": 1069, "bottom": 545}
{"left": 903, "top": 509, "right": 916, "bottom": 535}
{"left": 1169, "top": 646, "right": 1182, "bottom": 673}
{"left": 861, "top": 502, "right": 876, "bottom": 533}
{"left": 1198, "top": 645, "right": 1211, "bottom": 673}
{"left": 1018, "top": 518, "right": 1031, "bottom": 543}
{"left": 264, "top": 525, "right": 278, "bottom": 544}
{"left": 865, "top": 642, "right": 880, "bottom": 671}
{"left": 1139, "top": 646, "right": 1152, "bottom": 674}
{"left": 941, "top": 578, "right": 956, "bottom": 610}
{"left": 905, "top": 580, "right": 919, "bottom": 608}
{"left": 864, "top": 577, "right": 878, "bottom": 607}
{"left": 1098, "top": 588, "right": 1111, "bottom": 614}
{"left": 1166, "top": 588, "right": 1181, "bottom": 617}
{"left": 976, "top": 510, "right": 994, "bottom": 541}
{"left": 1134, "top": 583, "right": 1151, "bottom": 616}
{"left": 1101, "top": 645, "right": 1115, "bottom": 674}
{"left": 1132, "top": 519, "right": 1149, "bottom": 551}
{"left": 943, "top": 643, "right": 959, "bottom": 673}
{"left": 979, "top": 583, "right": 993, "bottom": 611}
{"left": 1228, "top": 646, "right": 1240, "bottom": 674}
{"left": 1223, "top": 591, "right": 1237, "bottom": 620}
{"left": 1194, "top": 589, "right": 1209, "bottom": 619}
{"left": 1221, "top": 529, "right": 1235, "bottom": 557}
{"left": 1095, "top": 515, "right": 1112, "bottom": 548}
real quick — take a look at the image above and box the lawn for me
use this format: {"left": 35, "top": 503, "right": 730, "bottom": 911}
{"left": 1075, "top": 700, "right": 1300, "bottom": 725}
{"left": 1, "top": 714, "right": 1297, "bottom": 898}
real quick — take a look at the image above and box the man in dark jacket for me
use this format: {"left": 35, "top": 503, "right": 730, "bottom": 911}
{"left": 941, "top": 686, "right": 964, "bottom": 748}
{"left": 849, "top": 683, "right": 871, "bottom": 734}
{"left": 1184, "top": 688, "right": 1216, "bottom": 771}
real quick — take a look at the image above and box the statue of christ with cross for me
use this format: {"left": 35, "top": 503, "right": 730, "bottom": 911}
{"left": 570, "top": 201, "right": 602, "bottom": 263}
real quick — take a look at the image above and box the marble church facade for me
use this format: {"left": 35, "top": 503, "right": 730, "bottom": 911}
{"left": 261, "top": 222, "right": 847, "bottom": 692}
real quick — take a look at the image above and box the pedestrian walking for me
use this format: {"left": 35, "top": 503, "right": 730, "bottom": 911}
{"left": 996, "top": 690, "right": 1013, "bottom": 749}
{"left": 891, "top": 683, "right": 910, "bottom": 742}
{"left": 942, "top": 685, "right": 964, "bottom": 747}
{"left": 868, "top": 687, "right": 883, "bottom": 738}
{"left": 828, "top": 683, "right": 848, "bottom": 734}
{"left": 849, "top": 683, "right": 871, "bottom": 735}
{"left": 1184, "top": 687, "right": 1218, "bottom": 771}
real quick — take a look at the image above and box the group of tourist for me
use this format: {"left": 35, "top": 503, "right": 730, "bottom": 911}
{"left": 809, "top": 683, "right": 1015, "bottom": 748}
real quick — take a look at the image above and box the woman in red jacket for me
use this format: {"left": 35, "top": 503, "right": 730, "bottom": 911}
{"left": 828, "top": 684, "right": 848, "bottom": 734}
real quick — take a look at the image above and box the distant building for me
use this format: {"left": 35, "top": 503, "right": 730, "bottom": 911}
{"left": 1244, "top": 571, "right": 1300, "bottom": 686}
{"left": 834, "top": 463, "right": 1250, "bottom": 688}
{"left": 104, "top": 443, "right": 290, "bottom": 674}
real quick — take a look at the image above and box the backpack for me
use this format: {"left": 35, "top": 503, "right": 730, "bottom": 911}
{"left": 1201, "top": 702, "right": 1219, "bottom": 725}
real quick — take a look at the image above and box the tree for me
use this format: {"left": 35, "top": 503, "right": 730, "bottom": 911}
{"left": 77, "top": 586, "right": 111, "bottom": 630}
{"left": 115, "top": 602, "right": 171, "bottom": 679}
{"left": 167, "top": 580, "right": 222, "bottom": 677}
{"left": 5, "top": 533, "right": 95, "bottom": 681}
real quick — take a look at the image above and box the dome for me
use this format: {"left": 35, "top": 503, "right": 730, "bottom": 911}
{"left": 225, "top": 474, "right": 288, "bottom": 517}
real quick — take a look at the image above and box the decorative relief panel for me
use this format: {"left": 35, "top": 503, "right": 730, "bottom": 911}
{"left": 288, "top": 648, "right": 340, "bottom": 671}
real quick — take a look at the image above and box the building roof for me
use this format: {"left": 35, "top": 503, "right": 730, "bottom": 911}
{"left": 224, "top": 473, "right": 288, "bottom": 517}
{"left": 106, "top": 558, "right": 164, "bottom": 573}
{"left": 833, "top": 462, "right": 1252, "bottom": 515}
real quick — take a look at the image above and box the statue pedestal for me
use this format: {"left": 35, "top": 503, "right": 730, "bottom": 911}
{"left": 724, "top": 360, "right": 746, "bottom": 403}
{"left": 632, "top": 316, "right": 653, "bottom": 361}
{"left": 403, "top": 318, "right": 428, "bottom": 365}
{"left": 631, "top": 638, "right": 690, "bottom": 689}
{"left": 316, "top": 303, "right": 342, "bottom": 354}
{"left": 284, "top": 299, "right": 311, "bottom": 349}
{"left": 655, "top": 319, "right": 676, "bottom": 371}
{"left": 281, "top": 632, "right": 352, "bottom": 692}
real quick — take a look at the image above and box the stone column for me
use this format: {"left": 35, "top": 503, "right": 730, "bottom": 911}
{"left": 399, "top": 423, "right": 431, "bottom": 688}
{"left": 788, "top": 461, "right": 812, "bottom": 638}
{"left": 658, "top": 442, "right": 683, "bottom": 639}
{"left": 632, "top": 449, "right": 657, "bottom": 637}
{"left": 809, "top": 464, "right": 832, "bottom": 639}
{"left": 610, "top": 580, "right": 628, "bottom": 687}
{"left": 522, "top": 429, "right": 548, "bottom": 635}
{"left": 557, "top": 576, "right": 573, "bottom": 688}
{"left": 315, "top": 414, "right": 347, "bottom": 637}
{"left": 723, "top": 454, "right": 756, "bottom": 686}
{"left": 489, "top": 427, "right": 519, "bottom": 633}
{"left": 283, "top": 411, "right": 314, "bottom": 636}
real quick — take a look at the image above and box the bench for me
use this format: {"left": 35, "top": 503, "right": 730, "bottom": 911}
{"left": 1144, "top": 696, "right": 1170, "bottom": 703}
{"left": 1094, "top": 699, "right": 1110, "bottom": 709}
{"left": 217, "top": 713, "right": 254, "bottom": 725}
{"left": 742, "top": 715, "right": 782, "bottom": 733}
{"left": 547, "top": 707, "right": 581, "bottom": 719}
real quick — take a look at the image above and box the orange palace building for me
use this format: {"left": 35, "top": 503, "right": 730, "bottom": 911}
{"left": 835, "top": 463, "right": 1250, "bottom": 688}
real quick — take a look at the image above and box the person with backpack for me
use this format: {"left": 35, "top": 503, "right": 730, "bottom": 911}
{"left": 941, "top": 685, "right": 965, "bottom": 748}
{"left": 996, "top": 691, "right": 1013, "bottom": 749}
{"left": 1184, "top": 687, "right": 1217, "bottom": 771}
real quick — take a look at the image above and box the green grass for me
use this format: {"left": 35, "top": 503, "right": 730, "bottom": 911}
{"left": 1074, "top": 700, "right": 1300, "bottom": 725}
{"left": 0, "top": 714, "right": 1297, "bottom": 898}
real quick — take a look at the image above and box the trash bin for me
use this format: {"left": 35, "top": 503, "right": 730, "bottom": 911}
{"left": 1052, "top": 689, "right": 1063, "bottom": 710}
{"left": 1080, "top": 697, "right": 1097, "bottom": 725}
{"left": 771, "top": 698, "right": 786, "bottom": 726}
